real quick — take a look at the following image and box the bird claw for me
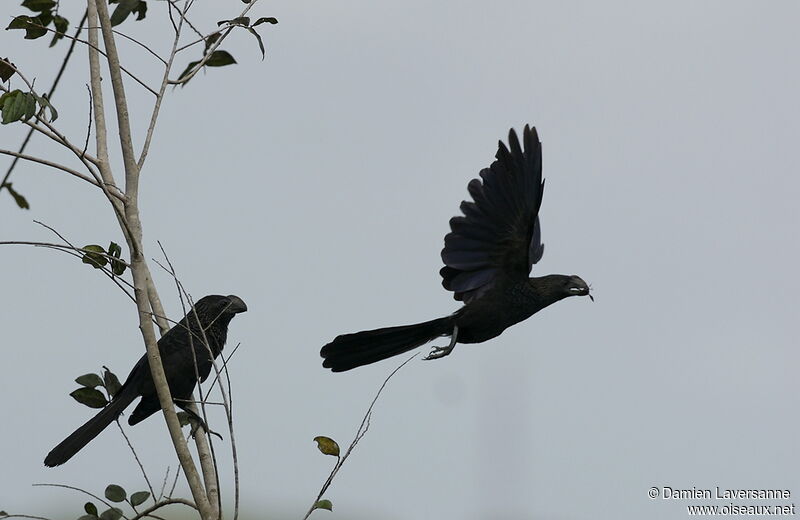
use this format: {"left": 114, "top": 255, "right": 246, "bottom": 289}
{"left": 187, "top": 416, "right": 224, "bottom": 441}
{"left": 424, "top": 345, "right": 454, "bottom": 361}
{"left": 189, "top": 421, "right": 224, "bottom": 441}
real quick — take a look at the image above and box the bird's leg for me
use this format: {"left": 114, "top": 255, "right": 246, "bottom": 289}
{"left": 424, "top": 325, "right": 459, "bottom": 361}
{"left": 176, "top": 403, "right": 224, "bottom": 440}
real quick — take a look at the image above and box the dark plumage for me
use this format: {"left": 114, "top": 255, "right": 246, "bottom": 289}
{"left": 321, "top": 126, "right": 590, "bottom": 372}
{"left": 44, "top": 294, "right": 247, "bottom": 467}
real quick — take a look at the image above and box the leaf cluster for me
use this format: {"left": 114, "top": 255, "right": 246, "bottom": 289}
{"left": 78, "top": 484, "right": 150, "bottom": 520}
{"left": 81, "top": 242, "right": 127, "bottom": 276}
{"left": 7, "top": 0, "right": 70, "bottom": 47}
{"left": 176, "top": 16, "right": 278, "bottom": 84}
{"left": 70, "top": 368, "right": 122, "bottom": 409}
{"left": 0, "top": 89, "right": 58, "bottom": 125}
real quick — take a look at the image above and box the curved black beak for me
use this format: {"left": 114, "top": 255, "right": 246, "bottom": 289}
{"left": 568, "top": 275, "right": 593, "bottom": 301}
{"left": 225, "top": 295, "right": 248, "bottom": 313}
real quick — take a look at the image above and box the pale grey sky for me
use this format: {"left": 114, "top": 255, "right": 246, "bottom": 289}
{"left": 1, "top": 1, "right": 798, "bottom": 519}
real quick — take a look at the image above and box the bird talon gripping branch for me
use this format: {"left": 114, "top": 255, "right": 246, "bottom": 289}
{"left": 320, "top": 125, "right": 591, "bottom": 372}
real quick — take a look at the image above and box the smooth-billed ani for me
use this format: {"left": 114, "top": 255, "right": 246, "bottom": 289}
{"left": 321, "top": 126, "right": 591, "bottom": 372}
{"left": 44, "top": 294, "right": 247, "bottom": 467}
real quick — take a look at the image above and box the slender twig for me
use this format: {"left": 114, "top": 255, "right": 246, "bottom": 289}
{"left": 302, "top": 354, "right": 419, "bottom": 520}
{"left": 168, "top": 463, "right": 182, "bottom": 499}
{"left": 129, "top": 498, "right": 197, "bottom": 520}
{"left": 166, "top": 0, "right": 204, "bottom": 40}
{"left": 169, "top": 0, "right": 260, "bottom": 84}
{"left": 32, "top": 483, "right": 128, "bottom": 520}
{"left": 115, "top": 419, "right": 156, "bottom": 499}
{"left": 158, "top": 249, "right": 222, "bottom": 517}
{"left": 0, "top": 240, "right": 136, "bottom": 302}
{"left": 12, "top": 23, "right": 159, "bottom": 96}
{"left": 0, "top": 149, "right": 121, "bottom": 198}
{"left": 137, "top": 0, "right": 190, "bottom": 170}
{"left": 82, "top": 84, "right": 93, "bottom": 157}
{"left": 1, "top": 11, "right": 87, "bottom": 195}
{"left": 158, "top": 466, "right": 171, "bottom": 501}
{"left": 85, "top": 26, "right": 169, "bottom": 65}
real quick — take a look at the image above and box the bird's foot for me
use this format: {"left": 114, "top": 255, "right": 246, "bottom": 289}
{"left": 423, "top": 325, "right": 459, "bottom": 361}
{"left": 182, "top": 408, "right": 225, "bottom": 440}
{"left": 188, "top": 418, "right": 224, "bottom": 441}
{"left": 424, "top": 344, "right": 455, "bottom": 361}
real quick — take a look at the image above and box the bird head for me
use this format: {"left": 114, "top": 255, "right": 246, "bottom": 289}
{"left": 222, "top": 294, "right": 248, "bottom": 314}
{"left": 564, "top": 275, "right": 593, "bottom": 301}
{"left": 192, "top": 294, "right": 248, "bottom": 320}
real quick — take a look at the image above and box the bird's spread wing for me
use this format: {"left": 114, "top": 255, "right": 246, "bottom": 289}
{"left": 440, "top": 125, "right": 545, "bottom": 302}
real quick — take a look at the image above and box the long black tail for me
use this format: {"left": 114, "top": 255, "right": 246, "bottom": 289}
{"left": 321, "top": 316, "right": 453, "bottom": 372}
{"left": 44, "top": 385, "right": 138, "bottom": 467}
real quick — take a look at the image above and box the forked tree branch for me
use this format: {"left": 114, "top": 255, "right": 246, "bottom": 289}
{"left": 88, "top": 0, "right": 214, "bottom": 517}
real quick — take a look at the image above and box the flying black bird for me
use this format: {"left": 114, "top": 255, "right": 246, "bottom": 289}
{"left": 320, "top": 125, "right": 591, "bottom": 372}
{"left": 44, "top": 294, "right": 247, "bottom": 467}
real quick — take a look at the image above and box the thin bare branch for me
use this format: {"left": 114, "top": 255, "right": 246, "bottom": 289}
{"left": 167, "top": 0, "right": 204, "bottom": 40}
{"left": 82, "top": 84, "right": 93, "bottom": 157}
{"left": 33, "top": 483, "right": 127, "bottom": 520}
{"left": 0, "top": 148, "right": 123, "bottom": 200}
{"left": 115, "top": 419, "right": 156, "bottom": 499}
{"left": 302, "top": 354, "right": 418, "bottom": 520}
{"left": 12, "top": 23, "right": 159, "bottom": 96}
{"left": 129, "top": 498, "right": 197, "bottom": 520}
{"left": 99, "top": 26, "right": 169, "bottom": 65}
{"left": 137, "top": 0, "right": 190, "bottom": 170}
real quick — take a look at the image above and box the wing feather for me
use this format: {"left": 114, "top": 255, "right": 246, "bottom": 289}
{"left": 439, "top": 125, "right": 545, "bottom": 302}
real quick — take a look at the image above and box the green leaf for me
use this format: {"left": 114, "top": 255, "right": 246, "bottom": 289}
{"left": 110, "top": 0, "right": 140, "bottom": 26}
{"left": 135, "top": 1, "right": 147, "bottom": 21}
{"left": 252, "top": 17, "right": 278, "bottom": 26}
{"left": 205, "top": 50, "right": 236, "bottom": 67}
{"left": 70, "top": 387, "right": 108, "bottom": 408}
{"left": 99, "top": 508, "right": 123, "bottom": 520}
{"left": 313, "top": 499, "right": 333, "bottom": 512}
{"left": 313, "top": 436, "right": 340, "bottom": 457}
{"left": 129, "top": 491, "right": 150, "bottom": 507}
{"left": 0, "top": 58, "right": 15, "bottom": 82}
{"left": 21, "top": 0, "right": 56, "bottom": 12}
{"left": 204, "top": 33, "right": 221, "bottom": 53}
{"left": 81, "top": 244, "right": 108, "bottom": 268}
{"left": 0, "top": 511, "right": 8, "bottom": 518}
{"left": 218, "top": 17, "right": 249, "bottom": 27}
{"left": 75, "top": 373, "right": 104, "bottom": 388}
{"left": 246, "top": 27, "right": 265, "bottom": 59}
{"left": 77, "top": 516, "right": 99, "bottom": 520}
{"left": 35, "top": 93, "right": 58, "bottom": 122}
{"left": 7, "top": 16, "right": 33, "bottom": 30}
{"left": 1, "top": 90, "right": 38, "bottom": 124}
{"left": 102, "top": 367, "right": 122, "bottom": 397}
{"left": 108, "top": 242, "right": 122, "bottom": 258}
{"left": 104, "top": 485, "right": 126, "bottom": 503}
{"left": 176, "top": 60, "right": 201, "bottom": 84}
{"left": 49, "top": 15, "right": 68, "bottom": 48}
{"left": 107, "top": 241, "right": 126, "bottom": 276}
{"left": 7, "top": 14, "right": 48, "bottom": 40}
{"left": 2, "top": 182, "right": 29, "bottom": 209}
{"left": 84, "top": 502, "right": 99, "bottom": 516}
{"left": 23, "top": 92, "right": 37, "bottom": 121}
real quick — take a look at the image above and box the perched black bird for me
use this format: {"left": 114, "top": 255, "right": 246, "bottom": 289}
{"left": 321, "top": 126, "right": 591, "bottom": 372}
{"left": 44, "top": 294, "right": 247, "bottom": 467}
